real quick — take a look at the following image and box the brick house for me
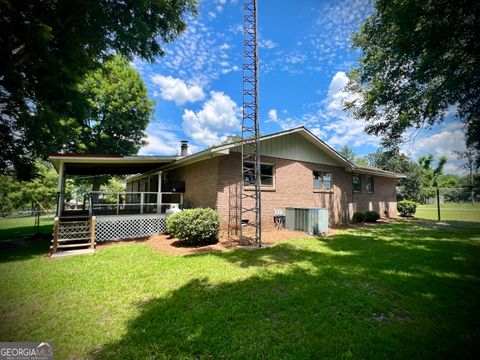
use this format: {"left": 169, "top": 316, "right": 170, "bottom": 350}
{"left": 127, "top": 126, "right": 405, "bottom": 228}
{"left": 49, "top": 126, "right": 404, "bottom": 251}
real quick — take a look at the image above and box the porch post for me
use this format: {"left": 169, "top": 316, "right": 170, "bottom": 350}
{"left": 57, "top": 161, "right": 66, "bottom": 217}
{"left": 157, "top": 172, "right": 162, "bottom": 214}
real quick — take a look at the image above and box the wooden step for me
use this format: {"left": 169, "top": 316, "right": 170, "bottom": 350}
{"left": 60, "top": 214, "right": 90, "bottom": 218}
{"left": 51, "top": 242, "right": 95, "bottom": 249}
{"left": 60, "top": 220, "right": 90, "bottom": 224}
{"left": 58, "top": 231, "right": 91, "bottom": 236}
{"left": 50, "top": 248, "right": 94, "bottom": 258}
{"left": 52, "top": 237, "right": 91, "bottom": 243}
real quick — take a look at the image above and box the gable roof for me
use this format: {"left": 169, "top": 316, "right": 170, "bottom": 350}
{"left": 158, "top": 126, "right": 405, "bottom": 178}
{"left": 211, "top": 126, "right": 354, "bottom": 168}
{"left": 49, "top": 126, "right": 406, "bottom": 179}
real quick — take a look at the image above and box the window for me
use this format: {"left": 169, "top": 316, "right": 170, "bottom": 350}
{"left": 352, "top": 174, "right": 361, "bottom": 192}
{"left": 313, "top": 171, "right": 332, "bottom": 190}
{"left": 244, "top": 162, "right": 275, "bottom": 187}
{"left": 366, "top": 176, "right": 374, "bottom": 193}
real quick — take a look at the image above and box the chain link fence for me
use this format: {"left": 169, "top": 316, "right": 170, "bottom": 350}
{"left": 420, "top": 187, "right": 480, "bottom": 222}
{"left": 0, "top": 210, "right": 55, "bottom": 240}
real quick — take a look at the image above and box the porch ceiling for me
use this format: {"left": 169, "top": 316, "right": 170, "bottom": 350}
{"left": 64, "top": 162, "right": 164, "bottom": 175}
{"left": 49, "top": 154, "right": 179, "bottom": 176}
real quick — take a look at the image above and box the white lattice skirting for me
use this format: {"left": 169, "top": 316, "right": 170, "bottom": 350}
{"left": 95, "top": 214, "right": 167, "bottom": 242}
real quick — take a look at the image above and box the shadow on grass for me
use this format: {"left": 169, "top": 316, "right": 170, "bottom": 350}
{"left": 0, "top": 235, "right": 51, "bottom": 263}
{"left": 92, "top": 220, "right": 480, "bottom": 359}
{"left": 0, "top": 223, "right": 53, "bottom": 241}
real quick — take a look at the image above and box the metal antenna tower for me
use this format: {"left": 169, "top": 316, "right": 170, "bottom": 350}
{"left": 240, "top": 0, "right": 261, "bottom": 246}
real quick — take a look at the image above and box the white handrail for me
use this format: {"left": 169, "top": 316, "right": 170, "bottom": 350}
{"left": 88, "top": 191, "right": 183, "bottom": 215}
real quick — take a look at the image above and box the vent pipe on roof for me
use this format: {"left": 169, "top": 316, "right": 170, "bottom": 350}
{"left": 180, "top": 140, "right": 189, "bottom": 156}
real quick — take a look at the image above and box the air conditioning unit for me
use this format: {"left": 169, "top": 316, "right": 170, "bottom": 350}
{"left": 285, "top": 207, "right": 328, "bottom": 234}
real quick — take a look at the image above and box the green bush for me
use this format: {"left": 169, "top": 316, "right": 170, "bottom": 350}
{"left": 166, "top": 208, "right": 220, "bottom": 245}
{"left": 352, "top": 212, "right": 366, "bottom": 223}
{"left": 397, "top": 200, "right": 417, "bottom": 217}
{"left": 365, "top": 211, "right": 380, "bottom": 222}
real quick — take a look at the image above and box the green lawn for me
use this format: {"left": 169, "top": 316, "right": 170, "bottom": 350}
{"left": 1, "top": 220, "right": 479, "bottom": 359}
{"left": 416, "top": 203, "right": 480, "bottom": 222}
{"left": 0, "top": 215, "right": 54, "bottom": 241}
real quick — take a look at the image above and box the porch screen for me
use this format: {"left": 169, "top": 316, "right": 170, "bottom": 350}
{"left": 313, "top": 171, "right": 332, "bottom": 190}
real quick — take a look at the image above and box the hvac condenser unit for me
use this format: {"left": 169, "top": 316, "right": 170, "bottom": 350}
{"left": 285, "top": 207, "right": 329, "bottom": 234}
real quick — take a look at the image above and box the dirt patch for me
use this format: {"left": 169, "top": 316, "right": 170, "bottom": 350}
{"left": 96, "top": 228, "right": 314, "bottom": 256}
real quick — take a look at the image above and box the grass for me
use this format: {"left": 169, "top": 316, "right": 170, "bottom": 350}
{"left": 416, "top": 203, "right": 480, "bottom": 222}
{"left": 1, "top": 220, "right": 479, "bottom": 359}
{"left": 0, "top": 215, "right": 54, "bottom": 241}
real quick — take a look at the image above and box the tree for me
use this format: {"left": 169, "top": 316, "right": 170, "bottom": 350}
{"left": 355, "top": 156, "right": 369, "bottom": 166}
{"left": 0, "top": 162, "right": 72, "bottom": 214}
{"left": 75, "top": 55, "right": 153, "bottom": 155}
{"left": 221, "top": 135, "right": 243, "bottom": 145}
{"left": 346, "top": 0, "right": 480, "bottom": 162}
{"left": 0, "top": 176, "right": 18, "bottom": 216}
{"left": 0, "top": 0, "right": 197, "bottom": 179}
{"left": 338, "top": 145, "right": 356, "bottom": 162}
{"left": 72, "top": 55, "right": 154, "bottom": 190}
{"left": 366, "top": 149, "right": 423, "bottom": 202}
{"left": 338, "top": 144, "right": 369, "bottom": 165}
{"left": 455, "top": 147, "right": 479, "bottom": 204}
{"left": 418, "top": 154, "right": 447, "bottom": 203}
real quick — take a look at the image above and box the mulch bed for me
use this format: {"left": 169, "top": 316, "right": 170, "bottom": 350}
{"left": 95, "top": 218, "right": 396, "bottom": 256}
{"left": 96, "top": 228, "right": 314, "bottom": 256}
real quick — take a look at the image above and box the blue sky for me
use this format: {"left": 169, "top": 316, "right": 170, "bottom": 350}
{"left": 133, "top": 0, "right": 467, "bottom": 174}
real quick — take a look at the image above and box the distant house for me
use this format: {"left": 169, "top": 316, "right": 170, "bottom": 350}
{"left": 49, "top": 126, "right": 405, "bottom": 253}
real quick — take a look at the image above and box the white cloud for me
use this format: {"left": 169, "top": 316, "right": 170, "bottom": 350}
{"left": 315, "top": 71, "right": 378, "bottom": 147}
{"left": 260, "top": 0, "right": 371, "bottom": 76}
{"left": 140, "top": 121, "right": 203, "bottom": 156}
{"left": 182, "top": 91, "right": 241, "bottom": 146}
{"left": 140, "top": 16, "right": 239, "bottom": 86}
{"left": 268, "top": 109, "right": 278, "bottom": 122}
{"left": 259, "top": 39, "right": 277, "bottom": 49}
{"left": 403, "top": 123, "right": 468, "bottom": 174}
{"left": 266, "top": 71, "right": 378, "bottom": 148}
{"left": 150, "top": 75, "right": 204, "bottom": 105}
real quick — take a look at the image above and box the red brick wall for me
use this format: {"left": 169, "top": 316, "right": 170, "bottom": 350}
{"left": 348, "top": 175, "right": 398, "bottom": 218}
{"left": 167, "top": 157, "right": 219, "bottom": 209}
{"left": 216, "top": 152, "right": 397, "bottom": 229}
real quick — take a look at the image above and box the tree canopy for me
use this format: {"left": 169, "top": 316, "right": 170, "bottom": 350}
{"left": 74, "top": 55, "right": 154, "bottom": 155}
{"left": 0, "top": 0, "right": 197, "bottom": 179}
{"left": 338, "top": 145, "right": 356, "bottom": 162}
{"left": 366, "top": 149, "right": 423, "bottom": 202}
{"left": 347, "top": 0, "right": 479, "bottom": 161}
{"left": 0, "top": 162, "right": 72, "bottom": 215}
{"left": 417, "top": 154, "right": 447, "bottom": 202}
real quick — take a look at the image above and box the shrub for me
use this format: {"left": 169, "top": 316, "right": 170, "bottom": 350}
{"left": 365, "top": 211, "right": 380, "bottom": 223}
{"left": 397, "top": 200, "right": 417, "bottom": 217}
{"left": 352, "top": 212, "right": 366, "bottom": 223}
{"left": 166, "top": 208, "right": 220, "bottom": 245}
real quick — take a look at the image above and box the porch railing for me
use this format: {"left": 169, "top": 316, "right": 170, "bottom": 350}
{"left": 87, "top": 191, "right": 184, "bottom": 216}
